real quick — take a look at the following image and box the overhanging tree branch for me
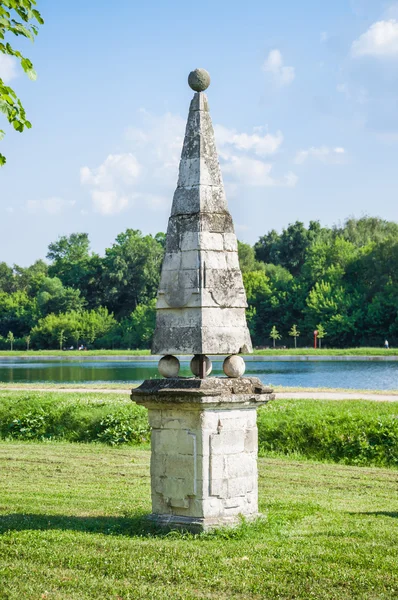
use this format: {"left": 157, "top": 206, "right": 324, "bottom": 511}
{"left": 0, "top": 0, "right": 43, "bottom": 166}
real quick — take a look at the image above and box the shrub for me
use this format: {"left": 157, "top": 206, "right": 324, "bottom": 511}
{"left": 0, "top": 392, "right": 397, "bottom": 467}
{"left": 257, "top": 399, "right": 398, "bottom": 467}
{"left": 0, "top": 392, "right": 150, "bottom": 446}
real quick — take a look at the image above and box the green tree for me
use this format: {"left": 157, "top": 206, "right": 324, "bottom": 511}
{"left": 6, "top": 330, "right": 14, "bottom": 350}
{"left": 31, "top": 308, "right": 117, "bottom": 349}
{"left": 14, "top": 260, "right": 48, "bottom": 295}
{"left": 0, "top": 0, "right": 44, "bottom": 165}
{"left": 36, "top": 277, "right": 85, "bottom": 316}
{"left": 238, "top": 241, "right": 265, "bottom": 273}
{"left": 0, "top": 290, "right": 37, "bottom": 337}
{"left": 58, "top": 329, "right": 64, "bottom": 351}
{"left": 46, "top": 233, "right": 104, "bottom": 307}
{"left": 103, "top": 229, "right": 164, "bottom": 318}
{"left": 289, "top": 324, "right": 300, "bottom": 348}
{"left": 255, "top": 221, "right": 323, "bottom": 276}
{"left": 0, "top": 262, "right": 15, "bottom": 292}
{"left": 316, "top": 324, "right": 326, "bottom": 349}
{"left": 339, "top": 216, "right": 398, "bottom": 247}
{"left": 121, "top": 299, "right": 157, "bottom": 349}
{"left": 270, "top": 325, "right": 281, "bottom": 349}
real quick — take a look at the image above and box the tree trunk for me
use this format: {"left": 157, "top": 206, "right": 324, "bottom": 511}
{"left": 294, "top": 337, "right": 297, "bottom": 348}
{"left": 319, "top": 338, "right": 322, "bottom": 349}
{"left": 273, "top": 338, "right": 275, "bottom": 348}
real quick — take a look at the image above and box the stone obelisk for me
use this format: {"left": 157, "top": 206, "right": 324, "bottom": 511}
{"left": 132, "top": 70, "right": 274, "bottom": 531}
{"left": 152, "top": 68, "right": 252, "bottom": 379}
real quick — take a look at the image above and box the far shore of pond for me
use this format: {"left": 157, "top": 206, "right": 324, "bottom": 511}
{"left": 0, "top": 348, "right": 397, "bottom": 361}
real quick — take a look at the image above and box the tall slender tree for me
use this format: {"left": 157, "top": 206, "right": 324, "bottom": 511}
{"left": 316, "top": 324, "right": 326, "bottom": 349}
{"left": 270, "top": 326, "right": 281, "bottom": 349}
{"left": 289, "top": 324, "right": 300, "bottom": 348}
{"left": 6, "top": 330, "right": 14, "bottom": 350}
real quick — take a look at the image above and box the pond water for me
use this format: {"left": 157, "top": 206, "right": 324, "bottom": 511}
{"left": 0, "top": 359, "right": 397, "bottom": 390}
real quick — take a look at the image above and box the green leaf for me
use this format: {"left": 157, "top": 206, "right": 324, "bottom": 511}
{"left": 0, "top": 153, "right": 6, "bottom": 166}
{"left": 26, "top": 67, "right": 36, "bottom": 81}
{"left": 12, "top": 120, "right": 24, "bottom": 132}
{"left": 32, "top": 11, "right": 44, "bottom": 25}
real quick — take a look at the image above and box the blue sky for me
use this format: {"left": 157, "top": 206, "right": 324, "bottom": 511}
{"left": 1, "top": 0, "right": 398, "bottom": 265}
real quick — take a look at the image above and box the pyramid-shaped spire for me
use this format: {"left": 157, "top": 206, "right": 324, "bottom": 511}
{"left": 152, "top": 70, "right": 252, "bottom": 356}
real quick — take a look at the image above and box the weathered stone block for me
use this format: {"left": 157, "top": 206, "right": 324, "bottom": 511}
{"left": 225, "top": 252, "right": 240, "bottom": 270}
{"left": 210, "top": 430, "right": 245, "bottom": 455}
{"left": 244, "top": 428, "right": 258, "bottom": 452}
{"left": 223, "top": 233, "right": 238, "bottom": 252}
{"left": 201, "top": 307, "right": 248, "bottom": 328}
{"left": 203, "top": 268, "right": 244, "bottom": 291}
{"left": 201, "top": 326, "right": 253, "bottom": 355}
{"left": 201, "top": 250, "right": 227, "bottom": 270}
{"left": 225, "top": 454, "right": 255, "bottom": 478}
{"left": 162, "top": 253, "right": 181, "bottom": 271}
{"left": 152, "top": 429, "right": 196, "bottom": 456}
{"left": 160, "top": 268, "right": 199, "bottom": 291}
{"left": 227, "top": 476, "right": 254, "bottom": 498}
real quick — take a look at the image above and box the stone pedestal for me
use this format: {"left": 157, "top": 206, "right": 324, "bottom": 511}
{"left": 132, "top": 377, "right": 274, "bottom": 531}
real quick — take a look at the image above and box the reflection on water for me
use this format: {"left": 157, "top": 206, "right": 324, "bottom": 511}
{"left": 0, "top": 359, "right": 397, "bottom": 390}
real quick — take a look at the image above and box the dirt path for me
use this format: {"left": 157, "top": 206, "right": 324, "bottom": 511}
{"left": 276, "top": 391, "right": 398, "bottom": 402}
{"left": 2, "top": 386, "right": 398, "bottom": 402}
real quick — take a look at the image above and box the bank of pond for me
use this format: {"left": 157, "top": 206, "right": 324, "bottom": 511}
{"left": 0, "top": 390, "right": 397, "bottom": 468}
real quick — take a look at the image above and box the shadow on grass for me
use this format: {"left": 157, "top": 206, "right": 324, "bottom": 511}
{"left": 0, "top": 512, "right": 271, "bottom": 540}
{"left": 350, "top": 511, "right": 398, "bottom": 519}
{"left": 0, "top": 513, "right": 170, "bottom": 537}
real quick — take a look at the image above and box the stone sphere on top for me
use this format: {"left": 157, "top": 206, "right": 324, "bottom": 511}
{"left": 188, "top": 68, "right": 211, "bottom": 92}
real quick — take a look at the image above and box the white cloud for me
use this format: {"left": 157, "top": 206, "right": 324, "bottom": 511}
{"left": 91, "top": 190, "right": 129, "bottom": 215}
{"left": 214, "top": 125, "right": 283, "bottom": 157}
{"left": 80, "top": 110, "right": 296, "bottom": 214}
{"left": 294, "top": 146, "right": 346, "bottom": 165}
{"left": 26, "top": 197, "right": 73, "bottom": 215}
{"left": 214, "top": 123, "right": 295, "bottom": 188}
{"left": 125, "top": 111, "right": 185, "bottom": 183}
{"left": 352, "top": 20, "right": 398, "bottom": 57}
{"left": 262, "top": 49, "right": 295, "bottom": 86}
{"left": 0, "top": 55, "right": 18, "bottom": 84}
{"left": 80, "top": 153, "right": 141, "bottom": 215}
{"left": 222, "top": 155, "right": 297, "bottom": 188}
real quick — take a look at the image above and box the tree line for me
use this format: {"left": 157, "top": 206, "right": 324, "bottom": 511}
{"left": 0, "top": 217, "right": 397, "bottom": 350}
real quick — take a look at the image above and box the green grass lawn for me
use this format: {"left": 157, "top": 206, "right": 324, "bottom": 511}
{"left": 0, "top": 441, "right": 397, "bottom": 599}
{"left": 0, "top": 347, "right": 396, "bottom": 357}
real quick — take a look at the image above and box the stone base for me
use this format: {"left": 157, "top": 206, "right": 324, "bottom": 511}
{"left": 147, "top": 511, "right": 262, "bottom": 533}
{"left": 132, "top": 377, "right": 274, "bottom": 531}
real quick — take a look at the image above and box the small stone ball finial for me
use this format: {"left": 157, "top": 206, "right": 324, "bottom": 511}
{"left": 158, "top": 355, "right": 180, "bottom": 378}
{"left": 223, "top": 355, "right": 246, "bottom": 378}
{"left": 190, "top": 354, "right": 212, "bottom": 377}
{"left": 188, "top": 68, "right": 211, "bottom": 92}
